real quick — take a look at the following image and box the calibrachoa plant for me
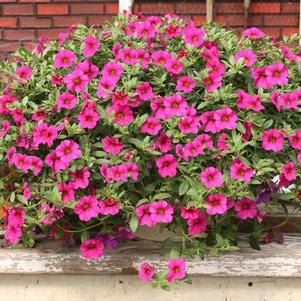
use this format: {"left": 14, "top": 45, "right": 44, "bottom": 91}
{"left": 0, "top": 12, "right": 301, "bottom": 288}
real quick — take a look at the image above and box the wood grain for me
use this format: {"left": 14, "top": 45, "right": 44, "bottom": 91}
{"left": 0, "top": 234, "right": 301, "bottom": 277}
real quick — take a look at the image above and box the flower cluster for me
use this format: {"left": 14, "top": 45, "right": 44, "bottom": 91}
{"left": 0, "top": 13, "right": 300, "bottom": 286}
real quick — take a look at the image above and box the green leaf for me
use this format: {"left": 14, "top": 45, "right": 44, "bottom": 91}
{"left": 153, "top": 193, "right": 172, "bottom": 200}
{"left": 179, "top": 180, "right": 189, "bottom": 196}
{"left": 80, "top": 231, "right": 89, "bottom": 243}
{"left": 129, "top": 215, "right": 139, "bottom": 232}
{"left": 249, "top": 235, "right": 261, "bottom": 250}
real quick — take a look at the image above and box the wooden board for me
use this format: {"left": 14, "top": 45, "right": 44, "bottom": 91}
{"left": 0, "top": 234, "right": 301, "bottom": 277}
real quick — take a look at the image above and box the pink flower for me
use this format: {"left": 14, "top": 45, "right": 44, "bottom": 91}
{"left": 82, "top": 35, "right": 99, "bottom": 57}
{"left": 217, "top": 133, "right": 229, "bottom": 151}
{"left": 57, "top": 92, "right": 77, "bottom": 110}
{"left": 242, "top": 121, "right": 253, "bottom": 141}
{"left": 151, "top": 50, "right": 172, "bottom": 66}
{"left": 107, "top": 165, "right": 128, "bottom": 182}
{"left": 99, "top": 198, "right": 120, "bottom": 215}
{"left": 45, "top": 150, "right": 69, "bottom": 173}
{"left": 58, "top": 182, "right": 75, "bottom": 203}
{"left": 265, "top": 63, "right": 288, "bottom": 87}
{"left": 176, "top": 76, "right": 195, "bottom": 93}
{"left": 29, "top": 156, "right": 43, "bottom": 176}
{"left": 64, "top": 69, "right": 89, "bottom": 92}
{"left": 206, "top": 58, "right": 225, "bottom": 76}
{"left": 195, "top": 134, "right": 214, "bottom": 150}
{"left": 155, "top": 132, "right": 172, "bottom": 153}
{"left": 13, "top": 153, "right": 30, "bottom": 173}
{"left": 0, "top": 120, "right": 10, "bottom": 137}
{"left": 138, "top": 263, "right": 155, "bottom": 282}
{"left": 214, "top": 107, "right": 237, "bottom": 131}
{"left": 183, "top": 140, "right": 204, "bottom": 158}
{"left": 102, "top": 136, "right": 124, "bottom": 155}
{"left": 156, "top": 154, "right": 178, "bottom": 178}
{"left": 74, "top": 195, "right": 99, "bottom": 221}
{"left": 281, "top": 162, "right": 296, "bottom": 182}
{"left": 80, "top": 239, "right": 104, "bottom": 260}
{"left": 135, "top": 82, "right": 154, "bottom": 101}
{"left": 54, "top": 50, "right": 76, "bottom": 68}
{"left": 70, "top": 168, "right": 90, "bottom": 189}
{"left": 166, "top": 24, "right": 181, "bottom": 39}
{"left": 102, "top": 61, "right": 123, "bottom": 82}
{"left": 165, "top": 58, "right": 183, "bottom": 75}
{"left": 183, "top": 26, "right": 205, "bottom": 48}
{"left": 78, "top": 107, "right": 100, "bottom": 129}
{"left": 181, "top": 207, "right": 200, "bottom": 220}
{"left": 76, "top": 59, "right": 99, "bottom": 81}
{"left": 262, "top": 129, "right": 284, "bottom": 152}
{"left": 203, "top": 73, "right": 222, "bottom": 92}
{"left": 200, "top": 167, "right": 223, "bottom": 189}
{"left": 23, "top": 181, "right": 32, "bottom": 200}
{"left": 8, "top": 208, "right": 25, "bottom": 226}
{"left": 96, "top": 76, "right": 116, "bottom": 98}
{"left": 230, "top": 159, "right": 255, "bottom": 182}
{"left": 164, "top": 94, "right": 187, "bottom": 117}
{"left": 278, "top": 92, "right": 299, "bottom": 110}
{"left": 235, "top": 198, "right": 257, "bottom": 220}
{"left": 5, "top": 224, "right": 22, "bottom": 244}
{"left": 136, "top": 204, "right": 155, "bottom": 227}
{"left": 297, "top": 152, "right": 301, "bottom": 166}
{"left": 187, "top": 212, "right": 208, "bottom": 235}
{"left": 56, "top": 140, "right": 81, "bottom": 164}
{"left": 16, "top": 66, "right": 32, "bottom": 82}
{"left": 252, "top": 67, "right": 269, "bottom": 89}
{"left": 243, "top": 27, "right": 265, "bottom": 40}
{"left": 135, "top": 48, "right": 150, "bottom": 69}
{"left": 109, "top": 105, "right": 134, "bottom": 126}
{"left": 236, "top": 90, "right": 264, "bottom": 112}
{"left": 178, "top": 116, "right": 200, "bottom": 135}
{"left": 234, "top": 49, "right": 257, "bottom": 67}
{"left": 149, "top": 200, "right": 174, "bottom": 224}
{"left": 289, "top": 131, "right": 301, "bottom": 150}
{"left": 136, "top": 21, "right": 156, "bottom": 39}
{"left": 200, "top": 111, "right": 219, "bottom": 133}
{"left": 32, "top": 109, "right": 48, "bottom": 121}
{"left": 141, "top": 117, "right": 161, "bottom": 136}
{"left": 111, "top": 92, "right": 129, "bottom": 106}
{"left": 167, "top": 258, "right": 186, "bottom": 282}
{"left": 122, "top": 162, "right": 139, "bottom": 181}
{"left": 205, "top": 193, "right": 228, "bottom": 215}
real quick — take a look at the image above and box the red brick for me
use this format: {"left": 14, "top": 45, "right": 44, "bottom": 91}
{"left": 3, "top": 29, "right": 35, "bottom": 41}
{"left": 216, "top": 3, "right": 244, "bottom": 14}
{"left": 37, "top": 28, "right": 63, "bottom": 39}
{"left": 88, "top": 15, "right": 112, "bottom": 26}
{"left": 248, "top": 15, "right": 263, "bottom": 27}
{"left": 282, "top": 27, "right": 299, "bottom": 36}
{"left": 20, "top": 17, "right": 52, "bottom": 28}
{"left": 192, "top": 15, "right": 206, "bottom": 26}
{"left": 263, "top": 28, "right": 281, "bottom": 38}
{"left": 249, "top": 2, "right": 281, "bottom": 14}
{"left": 264, "top": 15, "right": 298, "bottom": 26}
{"left": 215, "top": 15, "right": 244, "bottom": 27}
{"left": 53, "top": 16, "right": 86, "bottom": 27}
{"left": 0, "top": 0, "right": 17, "bottom": 2}
{"left": 0, "top": 42, "right": 19, "bottom": 52}
{"left": 175, "top": 2, "right": 205, "bottom": 14}
{"left": 37, "top": 4, "right": 68, "bottom": 15}
{"left": 138, "top": 2, "right": 174, "bottom": 15}
{"left": 19, "top": 0, "right": 50, "bottom": 2}
{"left": 3, "top": 4, "right": 34, "bottom": 15}
{"left": 282, "top": 2, "right": 300, "bottom": 13}
{"left": 0, "top": 17, "right": 17, "bottom": 28}
{"left": 70, "top": 4, "right": 104, "bottom": 15}
{"left": 105, "top": 3, "right": 118, "bottom": 14}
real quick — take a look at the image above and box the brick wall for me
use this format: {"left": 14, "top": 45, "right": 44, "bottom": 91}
{"left": 0, "top": 0, "right": 299, "bottom": 58}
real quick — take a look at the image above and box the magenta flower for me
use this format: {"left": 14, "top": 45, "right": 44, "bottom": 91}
{"left": 165, "top": 24, "right": 181, "bottom": 39}
{"left": 45, "top": 150, "right": 69, "bottom": 173}
{"left": 164, "top": 94, "right": 187, "bottom": 117}
{"left": 63, "top": 69, "right": 89, "bottom": 92}
{"left": 203, "top": 73, "right": 222, "bottom": 92}
{"left": 149, "top": 200, "right": 174, "bottom": 224}
{"left": 109, "top": 105, "right": 134, "bottom": 127}
{"left": 214, "top": 107, "right": 237, "bottom": 131}
{"left": 76, "top": 59, "right": 99, "bottom": 81}
{"left": 99, "top": 198, "right": 120, "bottom": 215}
{"left": 234, "top": 49, "right": 257, "bottom": 67}
{"left": 235, "top": 198, "right": 257, "bottom": 220}
{"left": 16, "top": 66, "right": 32, "bottom": 82}
{"left": 183, "top": 140, "right": 204, "bottom": 158}
{"left": 5, "top": 224, "right": 22, "bottom": 244}
{"left": 111, "top": 91, "right": 129, "bottom": 106}
{"left": 155, "top": 132, "right": 172, "bottom": 153}
{"left": 262, "top": 129, "right": 284, "bottom": 152}
{"left": 58, "top": 182, "right": 75, "bottom": 203}
{"left": 165, "top": 58, "right": 183, "bottom": 75}
{"left": 200, "top": 111, "right": 219, "bottom": 133}
{"left": 135, "top": 82, "right": 154, "bottom": 101}
{"left": 57, "top": 92, "right": 77, "bottom": 110}
{"left": 135, "top": 49, "right": 150, "bottom": 69}
{"left": 205, "top": 193, "right": 228, "bottom": 215}
{"left": 187, "top": 212, "right": 208, "bottom": 236}
{"left": 151, "top": 50, "right": 172, "bottom": 66}
{"left": 107, "top": 165, "right": 128, "bottom": 182}
{"left": 56, "top": 140, "right": 81, "bottom": 164}
{"left": 119, "top": 47, "right": 137, "bottom": 65}
{"left": 236, "top": 89, "right": 264, "bottom": 112}
{"left": 217, "top": 133, "right": 229, "bottom": 151}
{"left": 54, "top": 50, "right": 76, "bottom": 68}
{"left": 96, "top": 76, "right": 116, "bottom": 99}
{"left": 78, "top": 107, "right": 100, "bottom": 129}
{"left": 281, "top": 162, "right": 296, "bottom": 182}
{"left": 136, "top": 21, "right": 156, "bottom": 39}
{"left": 122, "top": 162, "right": 139, "bottom": 181}
{"left": 180, "top": 207, "right": 200, "bottom": 220}
{"left": 102, "top": 136, "right": 124, "bottom": 155}
{"left": 167, "top": 258, "right": 186, "bottom": 282}
{"left": 70, "top": 168, "right": 90, "bottom": 189}
{"left": 138, "top": 262, "right": 155, "bottom": 282}
{"left": 230, "top": 159, "right": 255, "bottom": 182}
{"left": 28, "top": 156, "right": 43, "bottom": 176}
{"left": 178, "top": 116, "right": 200, "bottom": 135}
{"left": 156, "top": 154, "right": 178, "bottom": 178}
{"left": 136, "top": 204, "right": 155, "bottom": 227}
{"left": 102, "top": 61, "right": 123, "bottom": 82}
{"left": 251, "top": 67, "right": 269, "bottom": 89}
{"left": 141, "top": 117, "right": 161, "bottom": 136}
{"left": 8, "top": 208, "right": 25, "bottom": 227}
{"left": 183, "top": 26, "right": 205, "bottom": 48}
{"left": 82, "top": 35, "right": 99, "bottom": 57}
{"left": 176, "top": 76, "right": 196, "bottom": 93}
{"left": 200, "top": 167, "right": 223, "bottom": 189}
{"left": 74, "top": 195, "right": 99, "bottom": 221}
{"left": 80, "top": 239, "right": 104, "bottom": 260}
{"left": 12, "top": 153, "right": 30, "bottom": 173}
{"left": 289, "top": 131, "right": 301, "bottom": 150}
{"left": 23, "top": 181, "right": 32, "bottom": 200}
{"left": 0, "top": 120, "right": 10, "bottom": 138}
{"left": 243, "top": 27, "right": 265, "bottom": 40}
{"left": 265, "top": 63, "right": 288, "bottom": 87}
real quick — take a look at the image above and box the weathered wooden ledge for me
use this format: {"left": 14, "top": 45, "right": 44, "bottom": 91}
{"left": 0, "top": 234, "right": 301, "bottom": 278}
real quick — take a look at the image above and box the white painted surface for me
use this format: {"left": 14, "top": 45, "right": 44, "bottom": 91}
{"left": 1, "top": 275, "right": 301, "bottom": 301}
